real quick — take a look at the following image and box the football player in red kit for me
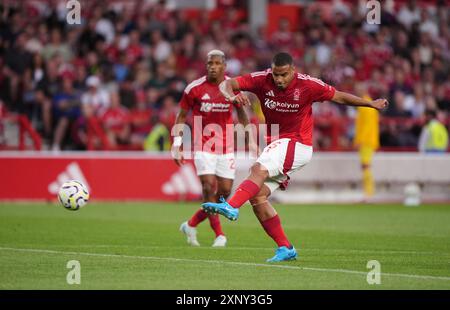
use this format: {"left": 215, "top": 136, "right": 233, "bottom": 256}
{"left": 203, "top": 52, "right": 388, "bottom": 261}
{"left": 172, "top": 50, "right": 251, "bottom": 247}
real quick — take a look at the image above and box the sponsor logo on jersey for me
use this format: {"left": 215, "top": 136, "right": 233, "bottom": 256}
{"left": 199, "top": 102, "right": 231, "bottom": 112}
{"left": 264, "top": 98, "right": 299, "bottom": 111}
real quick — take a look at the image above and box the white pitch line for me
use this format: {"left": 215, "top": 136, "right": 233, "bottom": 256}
{"left": 1, "top": 247, "right": 449, "bottom": 282}
{"left": 37, "top": 244, "right": 449, "bottom": 256}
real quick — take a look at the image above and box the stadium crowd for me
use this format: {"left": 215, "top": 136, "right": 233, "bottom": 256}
{"left": 0, "top": 0, "right": 449, "bottom": 151}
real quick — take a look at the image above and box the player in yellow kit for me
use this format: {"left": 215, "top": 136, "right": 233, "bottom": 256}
{"left": 353, "top": 84, "right": 379, "bottom": 201}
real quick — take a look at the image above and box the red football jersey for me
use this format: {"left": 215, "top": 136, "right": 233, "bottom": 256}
{"left": 101, "top": 107, "right": 129, "bottom": 133}
{"left": 180, "top": 76, "right": 235, "bottom": 154}
{"left": 236, "top": 70, "right": 335, "bottom": 146}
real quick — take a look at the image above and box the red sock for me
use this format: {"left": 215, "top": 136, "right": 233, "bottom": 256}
{"left": 260, "top": 215, "right": 291, "bottom": 248}
{"left": 208, "top": 214, "right": 224, "bottom": 237}
{"left": 228, "top": 180, "right": 260, "bottom": 208}
{"left": 188, "top": 209, "right": 208, "bottom": 227}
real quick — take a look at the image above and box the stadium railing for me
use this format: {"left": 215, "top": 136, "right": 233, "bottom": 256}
{"left": 314, "top": 116, "right": 450, "bottom": 152}
{"left": 0, "top": 113, "right": 42, "bottom": 150}
{"left": 1, "top": 114, "right": 448, "bottom": 152}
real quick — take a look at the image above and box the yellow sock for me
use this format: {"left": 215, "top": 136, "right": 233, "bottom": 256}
{"left": 363, "top": 168, "right": 374, "bottom": 197}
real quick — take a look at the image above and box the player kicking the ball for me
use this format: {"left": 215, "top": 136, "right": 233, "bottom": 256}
{"left": 202, "top": 52, "right": 388, "bottom": 261}
{"left": 172, "top": 50, "right": 251, "bottom": 247}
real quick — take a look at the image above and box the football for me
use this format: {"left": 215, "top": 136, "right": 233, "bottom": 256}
{"left": 58, "top": 180, "right": 90, "bottom": 211}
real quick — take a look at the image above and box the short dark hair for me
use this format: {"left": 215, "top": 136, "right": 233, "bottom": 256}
{"left": 272, "top": 52, "right": 293, "bottom": 67}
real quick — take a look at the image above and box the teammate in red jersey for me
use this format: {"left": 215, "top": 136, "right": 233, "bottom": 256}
{"left": 172, "top": 50, "right": 251, "bottom": 247}
{"left": 203, "top": 52, "right": 388, "bottom": 261}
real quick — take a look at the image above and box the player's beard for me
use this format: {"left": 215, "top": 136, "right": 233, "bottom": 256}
{"left": 276, "top": 76, "right": 293, "bottom": 89}
{"left": 208, "top": 71, "right": 223, "bottom": 84}
{"left": 209, "top": 72, "right": 217, "bottom": 80}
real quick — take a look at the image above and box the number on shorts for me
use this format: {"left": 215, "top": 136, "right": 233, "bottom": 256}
{"left": 229, "top": 158, "right": 235, "bottom": 170}
{"left": 264, "top": 141, "right": 282, "bottom": 152}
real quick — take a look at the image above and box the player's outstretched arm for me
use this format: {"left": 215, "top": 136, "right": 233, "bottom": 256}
{"left": 236, "top": 105, "right": 250, "bottom": 127}
{"left": 171, "top": 108, "right": 188, "bottom": 166}
{"left": 219, "top": 78, "right": 251, "bottom": 106}
{"left": 235, "top": 99, "right": 259, "bottom": 157}
{"left": 332, "top": 90, "right": 388, "bottom": 111}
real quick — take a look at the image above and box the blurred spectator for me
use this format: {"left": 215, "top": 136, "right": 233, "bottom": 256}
{"left": 389, "top": 69, "right": 413, "bottom": 97}
{"left": 4, "top": 32, "right": 33, "bottom": 108}
{"left": 270, "top": 17, "right": 293, "bottom": 48}
{"left": 158, "top": 95, "right": 178, "bottom": 129}
{"left": 390, "top": 90, "right": 413, "bottom": 117}
{"left": 419, "top": 10, "right": 439, "bottom": 39}
{"left": 129, "top": 100, "right": 152, "bottom": 147}
{"left": 51, "top": 76, "right": 81, "bottom": 150}
{"left": 143, "top": 120, "right": 170, "bottom": 151}
{"left": 34, "top": 59, "right": 61, "bottom": 137}
{"left": 119, "top": 75, "right": 137, "bottom": 109}
{"left": 41, "top": 28, "right": 73, "bottom": 62}
{"left": 144, "top": 95, "right": 178, "bottom": 151}
{"left": 148, "top": 62, "right": 172, "bottom": 92}
{"left": 436, "top": 84, "right": 450, "bottom": 112}
{"left": 100, "top": 91, "right": 130, "bottom": 148}
{"left": 95, "top": 10, "right": 115, "bottom": 45}
{"left": 398, "top": 0, "right": 421, "bottom": 29}
{"left": 418, "top": 32, "right": 434, "bottom": 66}
{"left": 404, "top": 85, "right": 426, "bottom": 118}
{"left": 125, "top": 30, "right": 144, "bottom": 66}
{"left": 150, "top": 29, "right": 172, "bottom": 63}
{"left": 79, "top": 18, "right": 105, "bottom": 55}
{"left": 113, "top": 52, "right": 130, "bottom": 82}
{"left": 81, "top": 76, "right": 110, "bottom": 117}
{"left": 418, "top": 109, "right": 449, "bottom": 152}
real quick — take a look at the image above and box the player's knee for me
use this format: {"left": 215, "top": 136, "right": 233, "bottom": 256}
{"left": 250, "top": 163, "right": 269, "bottom": 178}
{"left": 250, "top": 195, "right": 263, "bottom": 205}
{"left": 202, "top": 182, "right": 215, "bottom": 197}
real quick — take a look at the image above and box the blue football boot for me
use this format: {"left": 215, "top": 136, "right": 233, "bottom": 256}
{"left": 202, "top": 196, "right": 239, "bottom": 221}
{"left": 266, "top": 246, "right": 298, "bottom": 262}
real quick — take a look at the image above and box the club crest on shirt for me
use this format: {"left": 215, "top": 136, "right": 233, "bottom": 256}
{"left": 294, "top": 89, "right": 300, "bottom": 101}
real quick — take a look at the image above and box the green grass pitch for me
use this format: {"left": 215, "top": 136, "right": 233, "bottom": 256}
{"left": 0, "top": 201, "right": 449, "bottom": 289}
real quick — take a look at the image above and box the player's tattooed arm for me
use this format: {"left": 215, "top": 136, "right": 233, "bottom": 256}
{"left": 332, "top": 90, "right": 388, "bottom": 111}
{"left": 235, "top": 92, "right": 259, "bottom": 125}
{"left": 236, "top": 93, "right": 260, "bottom": 157}
{"left": 174, "top": 107, "right": 188, "bottom": 126}
{"left": 236, "top": 104, "right": 250, "bottom": 127}
{"left": 219, "top": 79, "right": 251, "bottom": 106}
{"left": 171, "top": 108, "right": 189, "bottom": 166}
{"left": 219, "top": 78, "right": 240, "bottom": 99}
